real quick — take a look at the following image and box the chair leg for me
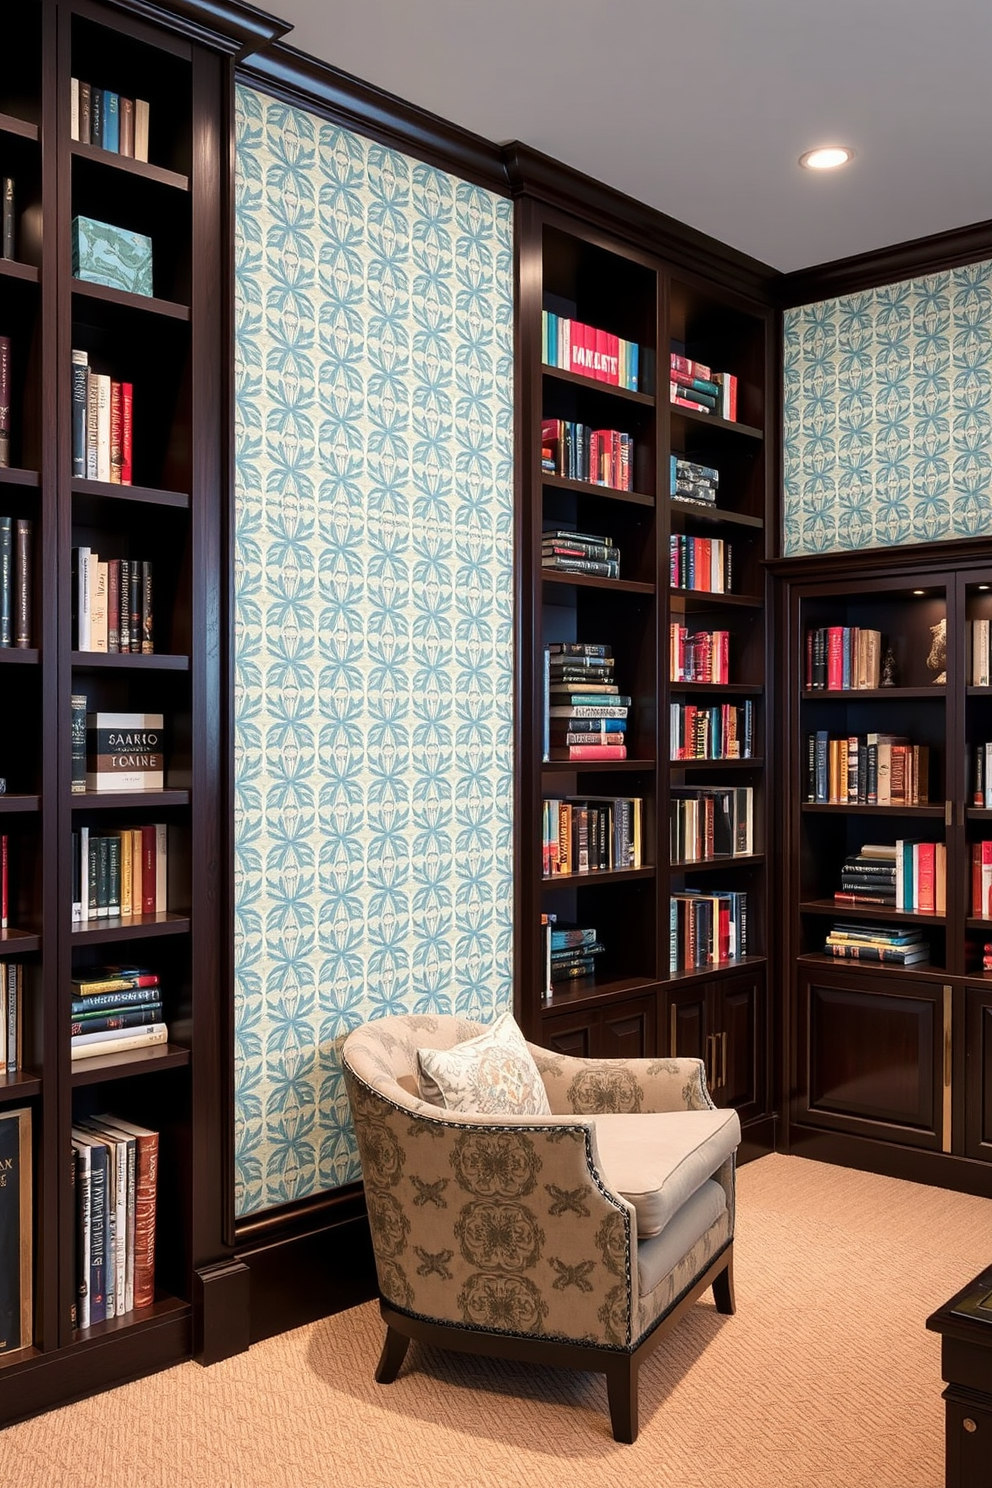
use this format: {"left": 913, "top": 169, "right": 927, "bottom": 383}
{"left": 605, "top": 1354, "right": 639, "bottom": 1444}
{"left": 375, "top": 1324, "right": 411, "bottom": 1383}
{"left": 712, "top": 1253, "right": 736, "bottom": 1316}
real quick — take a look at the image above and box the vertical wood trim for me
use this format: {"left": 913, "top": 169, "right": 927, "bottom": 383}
{"left": 944, "top": 985, "right": 953, "bottom": 1155}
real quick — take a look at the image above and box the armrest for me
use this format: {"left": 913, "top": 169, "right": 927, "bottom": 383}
{"left": 528, "top": 1048, "right": 714, "bottom": 1114}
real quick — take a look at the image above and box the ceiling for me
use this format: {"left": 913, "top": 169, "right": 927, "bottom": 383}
{"left": 265, "top": 0, "right": 992, "bottom": 276}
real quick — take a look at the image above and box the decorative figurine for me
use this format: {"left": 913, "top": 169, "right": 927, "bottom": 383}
{"left": 881, "top": 648, "right": 897, "bottom": 687}
{"left": 926, "top": 618, "right": 947, "bottom": 684}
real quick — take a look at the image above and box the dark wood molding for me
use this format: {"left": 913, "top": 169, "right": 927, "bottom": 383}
{"left": 233, "top": 1180, "right": 367, "bottom": 1245}
{"left": 195, "top": 1260, "right": 251, "bottom": 1364}
{"left": 778, "top": 218, "right": 992, "bottom": 308}
{"left": 501, "top": 142, "right": 779, "bottom": 306}
{"left": 787, "top": 1127, "right": 992, "bottom": 1201}
{"left": 237, "top": 42, "right": 509, "bottom": 194}
{"left": 237, "top": 1210, "right": 377, "bottom": 1345}
{"left": 766, "top": 533, "right": 992, "bottom": 585}
{"left": 102, "top": 0, "right": 291, "bottom": 58}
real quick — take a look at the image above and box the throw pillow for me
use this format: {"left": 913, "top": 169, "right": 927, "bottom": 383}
{"left": 417, "top": 1011, "right": 552, "bottom": 1116}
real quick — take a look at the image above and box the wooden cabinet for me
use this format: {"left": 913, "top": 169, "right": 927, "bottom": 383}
{"left": 665, "top": 967, "right": 766, "bottom": 1121}
{"left": 512, "top": 184, "right": 773, "bottom": 1143}
{"left": 964, "top": 982, "right": 992, "bottom": 1161}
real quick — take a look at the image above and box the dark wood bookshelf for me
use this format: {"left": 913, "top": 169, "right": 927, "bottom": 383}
{"left": 0, "top": 929, "right": 42, "bottom": 952}
{"left": 542, "top": 364, "right": 655, "bottom": 406}
{"left": 543, "top": 472, "right": 655, "bottom": 508}
{"left": 669, "top": 500, "right": 763, "bottom": 529}
{"left": 673, "top": 681, "right": 764, "bottom": 696}
{"left": 674, "top": 853, "right": 765, "bottom": 873}
{"left": 0, "top": 794, "right": 42, "bottom": 813}
{"left": 0, "top": 467, "right": 41, "bottom": 487}
{"left": 70, "top": 1041, "right": 190, "bottom": 1087}
{"left": 0, "top": 259, "right": 40, "bottom": 285}
{"left": 70, "top": 790, "right": 190, "bottom": 810}
{"left": 0, "top": 648, "right": 41, "bottom": 665}
{"left": 70, "top": 279, "right": 189, "bottom": 320}
{"left": 669, "top": 405, "right": 763, "bottom": 440}
{"left": 0, "top": 111, "right": 40, "bottom": 142}
{"left": 542, "top": 865, "right": 657, "bottom": 888}
{"left": 542, "top": 758, "right": 656, "bottom": 772}
{"left": 671, "top": 757, "right": 764, "bottom": 770}
{"left": 671, "top": 590, "right": 763, "bottom": 609}
{"left": 543, "top": 570, "right": 655, "bottom": 597}
{"left": 70, "top": 477, "right": 189, "bottom": 508}
{"left": 801, "top": 803, "right": 946, "bottom": 817}
{"left": 0, "top": 1069, "right": 43, "bottom": 1102}
{"left": 70, "top": 650, "right": 190, "bottom": 670}
{"left": 69, "top": 140, "right": 189, "bottom": 192}
{"left": 71, "top": 910, "right": 191, "bottom": 942}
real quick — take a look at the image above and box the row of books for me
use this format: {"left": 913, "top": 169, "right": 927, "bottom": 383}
{"left": 971, "top": 619, "right": 992, "bottom": 686}
{"left": 69, "top": 80, "right": 150, "bottom": 161}
{"left": 542, "top": 796, "right": 643, "bottom": 876}
{"left": 543, "top": 643, "right": 631, "bottom": 760}
{"left": 73, "top": 550, "right": 153, "bottom": 653}
{"left": 0, "top": 512, "right": 31, "bottom": 647}
{"left": 71, "top": 964, "right": 168, "bottom": 1063}
{"left": 542, "top": 312, "right": 640, "bottom": 390}
{"left": 823, "top": 922, "right": 930, "bottom": 966}
{"left": 0, "top": 334, "right": 9, "bottom": 469}
{"left": 834, "top": 841, "right": 946, "bottom": 914}
{"left": 972, "top": 842, "right": 992, "bottom": 919}
{"left": 669, "top": 535, "right": 732, "bottom": 594}
{"left": 670, "top": 787, "right": 754, "bottom": 863}
{"left": 805, "top": 733, "right": 930, "bottom": 806}
{"left": 71, "top": 351, "right": 134, "bottom": 485}
{"left": 670, "top": 701, "right": 755, "bottom": 761}
{"left": 670, "top": 354, "right": 737, "bottom": 420}
{"left": 670, "top": 625, "right": 730, "bottom": 684}
{"left": 0, "top": 961, "right": 23, "bottom": 1072}
{"left": 70, "top": 1112, "right": 159, "bottom": 1329}
{"left": 805, "top": 626, "right": 883, "bottom": 691}
{"left": 541, "top": 420, "right": 634, "bottom": 490}
{"left": 71, "top": 824, "right": 168, "bottom": 923}
{"left": 972, "top": 743, "right": 992, "bottom": 807}
{"left": 542, "top": 527, "right": 620, "bottom": 579}
{"left": 72, "top": 703, "right": 166, "bottom": 794}
{"left": 670, "top": 890, "right": 748, "bottom": 972}
{"left": 670, "top": 455, "right": 719, "bottom": 506}
{"left": 2, "top": 176, "right": 14, "bottom": 261}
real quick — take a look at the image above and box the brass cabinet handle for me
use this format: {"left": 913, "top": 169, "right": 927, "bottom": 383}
{"left": 942, "top": 986, "right": 952, "bottom": 1155}
{"left": 721, "top": 1030, "right": 728, "bottom": 1089}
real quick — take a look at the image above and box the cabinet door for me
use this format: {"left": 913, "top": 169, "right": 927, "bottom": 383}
{"left": 798, "top": 968, "right": 948, "bottom": 1151}
{"left": 664, "top": 984, "right": 708, "bottom": 1068}
{"left": 542, "top": 995, "right": 656, "bottom": 1060}
{"left": 964, "top": 985, "right": 992, "bottom": 1160}
{"left": 712, "top": 970, "right": 766, "bottom": 1123}
{"left": 542, "top": 1010, "right": 596, "bottom": 1059}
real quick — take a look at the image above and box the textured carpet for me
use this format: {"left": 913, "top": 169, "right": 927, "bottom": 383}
{"left": 3, "top": 1153, "right": 991, "bottom": 1488}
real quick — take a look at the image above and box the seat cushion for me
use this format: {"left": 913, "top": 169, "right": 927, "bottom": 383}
{"left": 417, "top": 1011, "right": 553, "bottom": 1116}
{"left": 593, "top": 1108, "right": 740, "bottom": 1237}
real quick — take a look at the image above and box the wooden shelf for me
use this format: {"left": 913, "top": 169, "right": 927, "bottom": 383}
{"left": 542, "top": 364, "right": 654, "bottom": 406}
{"left": 542, "top": 758, "right": 655, "bottom": 772}
{"left": 669, "top": 500, "right": 763, "bottom": 529}
{"left": 542, "top": 473, "right": 655, "bottom": 508}
{"left": 543, "top": 865, "right": 656, "bottom": 887}
{"left": 543, "top": 570, "right": 655, "bottom": 596}
{"left": 0, "top": 928, "right": 41, "bottom": 953}
{"left": 670, "top": 405, "right": 763, "bottom": 440}
{"left": 0, "top": 1068, "right": 42, "bottom": 1103}
{"left": 72, "top": 911, "right": 191, "bottom": 943}
{"left": 669, "top": 681, "right": 763, "bottom": 695}
{"left": 0, "top": 647, "right": 40, "bottom": 665}
{"left": 799, "top": 898, "right": 946, "bottom": 926}
{"left": 70, "top": 140, "right": 189, "bottom": 192}
{"left": 0, "top": 467, "right": 40, "bottom": 488}
{"left": 797, "top": 952, "right": 947, "bottom": 980}
{"left": 71, "top": 477, "right": 190, "bottom": 509}
{"left": 671, "top": 757, "right": 763, "bottom": 769}
{"left": 800, "top": 687, "right": 946, "bottom": 700}
{"left": 71, "top": 279, "right": 190, "bottom": 321}
{"left": 802, "top": 802, "right": 945, "bottom": 816}
{"left": 0, "top": 795, "right": 41, "bottom": 814}
{"left": 0, "top": 111, "right": 39, "bottom": 142}
{"left": 665, "top": 954, "right": 768, "bottom": 986}
{"left": 70, "top": 1041, "right": 190, "bottom": 1087}
{"left": 71, "top": 1294, "right": 191, "bottom": 1344}
{"left": 672, "top": 853, "right": 765, "bottom": 873}
{"left": 71, "top": 790, "right": 190, "bottom": 810}
{"left": 540, "top": 974, "right": 662, "bottom": 1014}
{"left": 0, "top": 259, "right": 40, "bottom": 285}
{"left": 71, "top": 651, "right": 190, "bottom": 671}
{"left": 671, "top": 589, "right": 763, "bottom": 609}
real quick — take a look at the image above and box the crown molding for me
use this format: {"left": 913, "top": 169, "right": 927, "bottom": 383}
{"left": 778, "top": 218, "right": 992, "bottom": 308}
{"left": 237, "top": 42, "right": 509, "bottom": 193}
{"left": 501, "top": 141, "right": 779, "bottom": 306}
{"left": 108, "top": 0, "right": 290, "bottom": 57}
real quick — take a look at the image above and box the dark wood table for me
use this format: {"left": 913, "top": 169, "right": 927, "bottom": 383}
{"left": 927, "top": 1266, "right": 992, "bottom": 1487}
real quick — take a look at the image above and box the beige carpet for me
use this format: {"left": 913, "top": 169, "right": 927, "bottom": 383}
{"left": 3, "top": 1153, "right": 991, "bottom": 1488}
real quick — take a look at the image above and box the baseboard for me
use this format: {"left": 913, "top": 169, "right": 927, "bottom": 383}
{"left": 738, "top": 1113, "right": 778, "bottom": 1165}
{"left": 236, "top": 1207, "right": 378, "bottom": 1345}
{"left": 786, "top": 1125, "right": 992, "bottom": 1199}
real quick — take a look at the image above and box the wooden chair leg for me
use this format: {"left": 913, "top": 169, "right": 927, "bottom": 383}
{"left": 375, "top": 1324, "right": 411, "bottom": 1383}
{"left": 712, "top": 1253, "right": 736, "bottom": 1316}
{"left": 605, "top": 1354, "right": 639, "bottom": 1444}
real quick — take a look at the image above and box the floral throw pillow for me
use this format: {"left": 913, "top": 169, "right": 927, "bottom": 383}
{"left": 417, "top": 1012, "right": 552, "bottom": 1116}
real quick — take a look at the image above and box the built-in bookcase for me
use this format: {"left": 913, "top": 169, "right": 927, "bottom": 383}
{"left": 514, "top": 191, "right": 773, "bottom": 1137}
{"left": 0, "top": 0, "right": 277, "bottom": 1426}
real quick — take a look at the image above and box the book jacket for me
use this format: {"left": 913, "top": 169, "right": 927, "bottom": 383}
{"left": 0, "top": 1106, "right": 32, "bottom": 1354}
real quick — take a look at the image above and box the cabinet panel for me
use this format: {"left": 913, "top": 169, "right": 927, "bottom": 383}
{"left": 798, "top": 968, "right": 947, "bottom": 1150}
{"left": 964, "top": 985, "right": 992, "bottom": 1160}
{"left": 542, "top": 995, "right": 654, "bottom": 1060}
{"left": 664, "top": 969, "right": 766, "bottom": 1121}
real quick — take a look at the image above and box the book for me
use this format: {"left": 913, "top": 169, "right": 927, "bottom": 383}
{"left": 0, "top": 334, "right": 10, "bottom": 468}
{"left": 0, "top": 1110, "right": 31, "bottom": 1355}
{"left": 120, "top": 97, "right": 135, "bottom": 158}
{"left": 86, "top": 711, "right": 165, "bottom": 792}
{"left": 71, "top": 349, "right": 88, "bottom": 477}
{"left": 71, "top": 693, "right": 87, "bottom": 794}
{"left": 0, "top": 515, "right": 10, "bottom": 644}
{"left": 71, "top": 1129, "right": 108, "bottom": 1323}
{"left": 120, "top": 382, "right": 133, "bottom": 486}
{"left": 79, "top": 81, "right": 92, "bottom": 144}
{"left": 103, "top": 91, "right": 120, "bottom": 153}
{"left": 70, "top": 1023, "right": 168, "bottom": 1060}
{"left": 14, "top": 518, "right": 30, "bottom": 646}
{"left": 134, "top": 99, "right": 150, "bottom": 164}
{"left": 91, "top": 1115, "right": 157, "bottom": 1308}
{"left": 2, "top": 176, "right": 14, "bottom": 261}
{"left": 72, "top": 966, "right": 160, "bottom": 996}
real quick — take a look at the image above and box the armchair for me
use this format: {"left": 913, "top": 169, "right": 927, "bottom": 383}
{"left": 341, "top": 1012, "right": 739, "bottom": 1442}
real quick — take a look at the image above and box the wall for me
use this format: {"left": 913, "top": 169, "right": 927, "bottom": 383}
{"left": 783, "top": 261, "right": 992, "bottom": 555}
{"left": 232, "top": 84, "right": 515, "bottom": 1216}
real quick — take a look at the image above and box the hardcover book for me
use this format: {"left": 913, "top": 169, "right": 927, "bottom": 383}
{"left": 86, "top": 712, "right": 165, "bottom": 792}
{"left": 71, "top": 216, "right": 153, "bottom": 298}
{"left": 0, "top": 1108, "right": 32, "bottom": 1354}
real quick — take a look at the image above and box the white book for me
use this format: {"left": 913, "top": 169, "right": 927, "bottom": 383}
{"left": 79, "top": 825, "right": 89, "bottom": 921}
{"left": 70, "top": 78, "right": 79, "bottom": 141}
{"left": 75, "top": 545, "right": 91, "bottom": 650}
{"left": 95, "top": 373, "right": 111, "bottom": 482}
{"left": 70, "top": 1023, "right": 168, "bottom": 1060}
{"left": 78, "top": 1123, "right": 128, "bottom": 1320}
{"left": 134, "top": 98, "right": 149, "bottom": 163}
{"left": 155, "top": 822, "right": 168, "bottom": 912}
{"left": 90, "top": 558, "right": 108, "bottom": 652}
{"left": 89, "top": 1119, "right": 136, "bottom": 1315}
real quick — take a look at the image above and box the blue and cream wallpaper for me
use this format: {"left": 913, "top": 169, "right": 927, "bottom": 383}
{"left": 232, "top": 86, "right": 515, "bottom": 1216}
{"left": 783, "top": 261, "right": 992, "bottom": 555}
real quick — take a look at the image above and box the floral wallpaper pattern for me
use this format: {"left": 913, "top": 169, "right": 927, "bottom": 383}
{"left": 232, "top": 85, "right": 515, "bottom": 1216}
{"left": 783, "top": 262, "right": 992, "bottom": 554}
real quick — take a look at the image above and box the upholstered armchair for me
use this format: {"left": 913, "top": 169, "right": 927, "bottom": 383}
{"left": 341, "top": 1012, "right": 739, "bottom": 1443}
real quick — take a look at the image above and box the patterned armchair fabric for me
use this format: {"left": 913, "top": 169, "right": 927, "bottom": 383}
{"left": 341, "top": 1012, "right": 738, "bottom": 1441}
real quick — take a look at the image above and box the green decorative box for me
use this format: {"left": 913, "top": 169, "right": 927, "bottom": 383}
{"left": 71, "top": 215, "right": 153, "bottom": 297}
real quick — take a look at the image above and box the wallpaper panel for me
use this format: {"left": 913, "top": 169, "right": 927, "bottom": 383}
{"left": 233, "top": 85, "right": 515, "bottom": 1216}
{"left": 783, "top": 262, "right": 992, "bottom": 555}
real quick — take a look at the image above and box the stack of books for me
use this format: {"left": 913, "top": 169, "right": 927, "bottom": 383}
{"left": 541, "top": 420, "right": 633, "bottom": 490}
{"left": 542, "top": 528, "right": 619, "bottom": 580}
{"left": 70, "top": 966, "right": 166, "bottom": 1063}
{"left": 670, "top": 456, "right": 719, "bottom": 505}
{"left": 669, "top": 624, "right": 730, "bottom": 684}
{"left": 835, "top": 844, "right": 897, "bottom": 907}
{"left": 545, "top": 643, "right": 629, "bottom": 760}
{"left": 670, "top": 354, "right": 737, "bottom": 420}
{"left": 823, "top": 922, "right": 930, "bottom": 966}
{"left": 834, "top": 841, "right": 946, "bottom": 914}
{"left": 70, "top": 81, "right": 149, "bottom": 160}
{"left": 549, "top": 921, "right": 606, "bottom": 984}
{"left": 542, "top": 312, "right": 639, "bottom": 390}
{"left": 70, "top": 1114, "right": 159, "bottom": 1328}
{"left": 0, "top": 335, "right": 10, "bottom": 469}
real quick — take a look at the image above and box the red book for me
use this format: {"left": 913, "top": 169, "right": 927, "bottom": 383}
{"left": 596, "top": 328, "right": 620, "bottom": 386}
{"left": 827, "top": 627, "right": 845, "bottom": 690}
{"left": 120, "top": 382, "right": 133, "bottom": 486}
{"left": 555, "top": 745, "right": 627, "bottom": 760}
{"left": 718, "top": 631, "right": 730, "bottom": 685}
{"left": 140, "top": 825, "right": 156, "bottom": 915}
{"left": 567, "top": 321, "right": 591, "bottom": 378}
{"left": 670, "top": 353, "right": 711, "bottom": 381}
{"left": 916, "top": 842, "right": 936, "bottom": 913}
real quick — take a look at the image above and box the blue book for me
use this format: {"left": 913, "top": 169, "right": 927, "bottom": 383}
{"left": 103, "top": 91, "right": 120, "bottom": 153}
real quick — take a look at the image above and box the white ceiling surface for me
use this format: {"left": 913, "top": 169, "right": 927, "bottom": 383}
{"left": 270, "top": 0, "right": 992, "bottom": 275}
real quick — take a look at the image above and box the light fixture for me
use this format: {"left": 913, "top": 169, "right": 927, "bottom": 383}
{"left": 913, "top": 589, "right": 925, "bottom": 596}
{"left": 799, "top": 145, "right": 854, "bottom": 171}
{"left": 980, "top": 585, "right": 990, "bottom": 591}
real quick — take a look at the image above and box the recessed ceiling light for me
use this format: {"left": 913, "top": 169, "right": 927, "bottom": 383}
{"left": 913, "top": 589, "right": 925, "bottom": 596}
{"left": 799, "top": 146, "right": 854, "bottom": 171}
